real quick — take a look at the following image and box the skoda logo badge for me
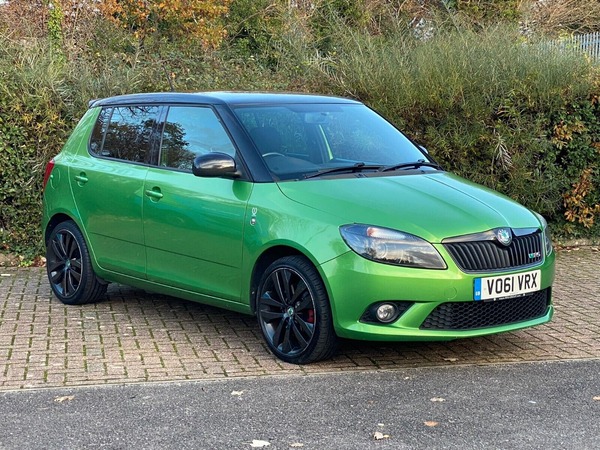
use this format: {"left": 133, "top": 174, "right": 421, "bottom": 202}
{"left": 496, "top": 228, "right": 512, "bottom": 246}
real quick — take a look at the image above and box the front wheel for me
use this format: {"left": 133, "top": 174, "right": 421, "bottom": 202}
{"left": 46, "top": 220, "right": 107, "bottom": 305}
{"left": 256, "top": 256, "right": 337, "bottom": 364}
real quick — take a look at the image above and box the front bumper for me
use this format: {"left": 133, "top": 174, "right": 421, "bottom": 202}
{"left": 320, "top": 248, "right": 555, "bottom": 341}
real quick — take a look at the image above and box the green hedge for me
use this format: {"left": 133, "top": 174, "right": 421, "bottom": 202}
{"left": 1, "top": 11, "right": 600, "bottom": 262}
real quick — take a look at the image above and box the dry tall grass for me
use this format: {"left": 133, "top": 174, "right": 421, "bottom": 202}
{"left": 524, "top": 0, "right": 600, "bottom": 35}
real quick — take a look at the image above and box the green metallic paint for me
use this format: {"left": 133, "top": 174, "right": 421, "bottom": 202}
{"left": 277, "top": 173, "right": 541, "bottom": 243}
{"left": 319, "top": 249, "right": 555, "bottom": 340}
{"left": 143, "top": 167, "right": 252, "bottom": 301}
{"left": 242, "top": 184, "right": 349, "bottom": 262}
{"left": 69, "top": 153, "right": 148, "bottom": 278}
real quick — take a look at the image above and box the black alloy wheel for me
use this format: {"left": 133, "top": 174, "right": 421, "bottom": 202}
{"left": 46, "top": 221, "right": 106, "bottom": 305}
{"left": 257, "top": 255, "right": 337, "bottom": 364}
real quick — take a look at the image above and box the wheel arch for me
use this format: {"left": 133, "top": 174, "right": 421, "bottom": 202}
{"left": 43, "top": 211, "right": 100, "bottom": 276}
{"left": 44, "top": 213, "right": 78, "bottom": 246}
{"left": 249, "top": 245, "right": 322, "bottom": 314}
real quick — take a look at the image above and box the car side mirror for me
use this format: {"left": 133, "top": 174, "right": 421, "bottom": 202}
{"left": 192, "top": 153, "right": 240, "bottom": 178}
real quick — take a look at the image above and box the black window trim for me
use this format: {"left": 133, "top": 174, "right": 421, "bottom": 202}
{"left": 87, "top": 102, "right": 253, "bottom": 181}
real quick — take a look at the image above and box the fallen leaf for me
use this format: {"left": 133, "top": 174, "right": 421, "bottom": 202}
{"left": 373, "top": 431, "right": 390, "bottom": 440}
{"left": 424, "top": 421, "right": 439, "bottom": 427}
{"left": 593, "top": 396, "right": 600, "bottom": 401}
{"left": 430, "top": 397, "right": 445, "bottom": 402}
{"left": 231, "top": 390, "right": 244, "bottom": 396}
{"left": 54, "top": 396, "right": 74, "bottom": 403}
{"left": 250, "top": 440, "right": 271, "bottom": 448}
{"left": 289, "top": 444, "right": 304, "bottom": 448}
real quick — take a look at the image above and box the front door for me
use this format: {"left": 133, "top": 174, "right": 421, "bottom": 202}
{"left": 143, "top": 106, "right": 251, "bottom": 302}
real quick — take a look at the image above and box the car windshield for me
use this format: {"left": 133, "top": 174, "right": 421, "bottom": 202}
{"left": 232, "top": 103, "right": 434, "bottom": 180}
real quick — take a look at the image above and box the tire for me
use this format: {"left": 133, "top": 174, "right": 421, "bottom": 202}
{"left": 45, "top": 220, "right": 107, "bottom": 305}
{"left": 256, "top": 255, "right": 338, "bottom": 364}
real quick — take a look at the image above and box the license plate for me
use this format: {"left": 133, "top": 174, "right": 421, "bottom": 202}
{"left": 474, "top": 270, "right": 541, "bottom": 301}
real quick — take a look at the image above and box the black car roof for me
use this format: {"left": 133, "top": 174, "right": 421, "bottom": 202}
{"left": 89, "top": 92, "right": 362, "bottom": 108}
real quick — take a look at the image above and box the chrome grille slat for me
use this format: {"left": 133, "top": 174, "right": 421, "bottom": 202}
{"left": 444, "top": 231, "right": 543, "bottom": 272}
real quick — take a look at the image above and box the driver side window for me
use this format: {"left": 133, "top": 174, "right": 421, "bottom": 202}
{"left": 159, "top": 106, "right": 236, "bottom": 170}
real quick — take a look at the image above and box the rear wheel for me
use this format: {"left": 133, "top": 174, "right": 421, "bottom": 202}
{"left": 46, "top": 221, "right": 106, "bottom": 305}
{"left": 256, "top": 256, "right": 337, "bottom": 364}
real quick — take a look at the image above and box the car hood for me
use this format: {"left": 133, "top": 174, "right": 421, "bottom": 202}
{"left": 276, "top": 172, "right": 540, "bottom": 243}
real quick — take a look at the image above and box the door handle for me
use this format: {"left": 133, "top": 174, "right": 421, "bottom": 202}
{"left": 74, "top": 173, "right": 88, "bottom": 185}
{"left": 145, "top": 188, "right": 164, "bottom": 200}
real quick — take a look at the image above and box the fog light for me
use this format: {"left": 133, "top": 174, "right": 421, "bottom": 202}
{"left": 376, "top": 303, "right": 398, "bottom": 323}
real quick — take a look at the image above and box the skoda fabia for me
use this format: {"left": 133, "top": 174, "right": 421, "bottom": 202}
{"left": 42, "top": 92, "right": 555, "bottom": 363}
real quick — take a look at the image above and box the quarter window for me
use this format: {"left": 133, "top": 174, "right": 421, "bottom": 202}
{"left": 159, "top": 106, "right": 236, "bottom": 170}
{"left": 90, "top": 107, "right": 111, "bottom": 155}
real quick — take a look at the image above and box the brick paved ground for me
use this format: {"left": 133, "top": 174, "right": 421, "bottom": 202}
{"left": 0, "top": 248, "right": 598, "bottom": 391}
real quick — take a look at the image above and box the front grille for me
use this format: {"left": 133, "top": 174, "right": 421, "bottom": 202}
{"left": 444, "top": 232, "right": 543, "bottom": 272}
{"left": 420, "top": 288, "right": 550, "bottom": 331}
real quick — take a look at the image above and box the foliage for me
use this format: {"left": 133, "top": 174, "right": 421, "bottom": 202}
{"left": 0, "top": 35, "right": 71, "bottom": 259}
{"left": 524, "top": 0, "right": 600, "bottom": 35}
{"left": 99, "top": 0, "right": 231, "bottom": 47}
{"left": 563, "top": 168, "right": 600, "bottom": 229}
{"left": 550, "top": 93, "right": 600, "bottom": 235}
{"left": 2, "top": 1, "right": 600, "bottom": 261}
{"left": 226, "top": 0, "right": 284, "bottom": 59}
{"left": 447, "top": 0, "right": 523, "bottom": 24}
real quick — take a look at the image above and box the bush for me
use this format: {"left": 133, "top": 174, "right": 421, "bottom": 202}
{"left": 0, "top": 36, "right": 72, "bottom": 260}
{"left": 2, "top": 4, "right": 600, "bottom": 261}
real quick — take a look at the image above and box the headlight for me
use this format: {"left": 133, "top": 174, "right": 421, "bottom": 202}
{"left": 340, "top": 224, "right": 447, "bottom": 269}
{"left": 534, "top": 212, "right": 553, "bottom": 256}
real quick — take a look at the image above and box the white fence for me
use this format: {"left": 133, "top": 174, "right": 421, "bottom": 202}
{"left": 553, "top": 32, "right": 600, "bottom": 62}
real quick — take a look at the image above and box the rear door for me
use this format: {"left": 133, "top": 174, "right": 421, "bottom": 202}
{"left": 143, "top": 105, "right": 251, "bottom": 302}
{"left": 69, "top": 105, "right": 160, "bottom": 278}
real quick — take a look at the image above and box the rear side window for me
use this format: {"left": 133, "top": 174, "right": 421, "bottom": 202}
{"left": 89, "top": 106, "right": 159, "bottom": 163}
{"left": 159, "top": 106, "right": 236, "bottom": 170}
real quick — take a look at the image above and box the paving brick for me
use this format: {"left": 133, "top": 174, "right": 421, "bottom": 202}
{"left": 0, "top": 248, "right": 599, "bottom": 390}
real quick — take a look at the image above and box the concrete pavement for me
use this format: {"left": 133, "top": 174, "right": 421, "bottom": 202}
{"left": 0, "top": 248, "right": 598, "bottom": 391}
{"left": 1, "top": 360, "right": 599, "bottom": 449}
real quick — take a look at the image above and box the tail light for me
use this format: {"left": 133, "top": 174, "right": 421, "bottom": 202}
{"left": 42, "top": 159, "right": 55, "bottom": 191}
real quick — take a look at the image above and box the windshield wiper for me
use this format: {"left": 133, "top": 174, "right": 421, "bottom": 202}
{"left": 378, "top": 160, "right": 443, "bottom": 172}
{"left": 303, "top": 162, "right": 382, "bottom": 179}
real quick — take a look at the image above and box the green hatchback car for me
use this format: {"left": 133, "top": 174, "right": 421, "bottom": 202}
{"left": 42, "top": 92, "right": 555, "bottom": 363}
